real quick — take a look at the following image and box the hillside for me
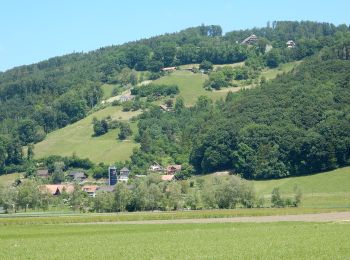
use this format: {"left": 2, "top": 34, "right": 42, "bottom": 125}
{"left": 32, "top": 61, "right": 301, "bottom": 164}
{"left": 0, "top": 21, "right": 349, "bottom": 175}
{"left": 253, "top": 167, "right": 350, "bottom": 208}
{"left": 34, "top": 106, "right": 140, "bottom": 164}
{"left": 196, "top": 166, "right": 350, "bottom": 208}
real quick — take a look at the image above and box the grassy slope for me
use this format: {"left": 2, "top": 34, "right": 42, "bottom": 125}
{"left": 154, "top": 70, "right": 227, "bottom": 106}
{"left": 1, "top": 222, "right": 349, "bottom": 259}
{"left": 197, "top": 167, "right": 350, "bottom": 208}
{"left": 101, "top": 84, "right": 118, "bottom": 99}
{"left": 253, "top": 166, "right": 350, "bottom": 208}
{"left": 34, "top": 106, "right": 140, "bottom": 164}
{"left": 0, "top": 173, "right": 23, "bottom": 186}
{"left": 261, "top": 60, "right": 302, "bottom": 80}
{"left": 34, "top": 61, "right": 301, "bottom": 163}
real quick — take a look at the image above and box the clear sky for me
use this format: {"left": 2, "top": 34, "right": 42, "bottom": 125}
{"left": 1, "top": 0, "right": 349, "bottom": 71}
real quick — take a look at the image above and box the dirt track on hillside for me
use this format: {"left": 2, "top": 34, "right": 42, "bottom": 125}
{"left": 79, "top": 212, "right": 350, "bottom": 225}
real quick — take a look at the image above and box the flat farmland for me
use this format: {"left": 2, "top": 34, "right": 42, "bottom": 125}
{"left": 1, "top": 221, "right": 349, "bottom": 259}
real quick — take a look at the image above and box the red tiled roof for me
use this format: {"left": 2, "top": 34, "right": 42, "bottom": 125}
{"left": 161, "top": 175, "right": 175, "bottom": 181}
{"left": 43, "top": 185, "right": 75, "bottom": 195}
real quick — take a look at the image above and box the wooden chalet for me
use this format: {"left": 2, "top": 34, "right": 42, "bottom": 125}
{"left": 241, "top": 34, "right": 258, "bottom": 45}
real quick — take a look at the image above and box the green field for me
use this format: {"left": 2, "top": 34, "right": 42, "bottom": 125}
{"left": 101, "top": 84, "right": 118, "bottom": 99}
{"left": 0, "top": 173, "right": 23, "bottom": 186}
{"left": 253, "top": 167, "right": 350, "bottom": 208}
{"left": 154, "top": 70, "right": 228, "bottom": 106}
{"left": 196, "top": 166, "right": 350, "bottom": 208}
{"left": 1, "top": 222, "right": 349, "bottom": 259}
{"left": 261, "top": 61, "right": 302, "bottom": 80}
{"left": 34, "top": 106, "right": 140, "bottom": 164}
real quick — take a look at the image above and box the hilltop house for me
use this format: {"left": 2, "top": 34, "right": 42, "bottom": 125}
{"left": 149, "top": 162, "right": 163, "bottom": 172}
{"left": 166, "top": 165, "right": 182, "bottom": 175}
{"left": 43, "top": 185, "right": 75, "bottom": 196}
{"left": 241, "top": 34, "right": 258, "bottom": 45}
{"left": 68, "top": 171, "right": 87, "bottom": 182}
{"left": 286, "top": 40, "right": 296, "bottom": 48}
{"left": 161, "top": 66, "right": 176, "bottom": 72}
{"left": 119, "top": 167, "right": 130, "bottom": 182}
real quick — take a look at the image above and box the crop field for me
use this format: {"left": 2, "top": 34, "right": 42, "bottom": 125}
{"left": 1, "top": 221, "right": 349, "bottom": 259}
{"left": 34, "top": 106, "right": 140, "bottom": 164}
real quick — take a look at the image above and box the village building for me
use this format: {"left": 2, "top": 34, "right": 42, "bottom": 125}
{"left": 241, "top": 34, "right": 258, "bottom": 45}
{"left": 37, "top": 169, "right": 49, "bottom": 179}
{"left": 119, "top": 94, "right": 134, "bottom": 102}
{"left": 161, "top": 66, "right": 176, "bottom": 72}
{"left": 286, "top": 40, "right": 296, "bottom": 48}
{"left": 119, "top": 167, "right": 130, "bottom": 182}
{"left": 159, "top": 105, "right": 173, "bottom": 112}
{"left": 108, "top": 166, "right": 117, "bottom": 186}
{"left": 82, "top": 185, "right": 99, "bottom": 197}
{"left": 161, "top": 175, "right": 175, "bottom": 181}
{"left": 43, "top": 184, "right": 75, "bottom": 196}
{"left": 149, "top": 162, "right": 163, "bottom": 172}
{"left": 166, "top": 165, "right": 182, "bottom": 175}
{"left": 68, "top": 171, "right": 87, "bottom": 182}
{"left": 97, "top": 186, "right": 116, "bottom": 193}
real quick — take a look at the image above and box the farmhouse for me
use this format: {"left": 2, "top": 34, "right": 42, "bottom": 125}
{"left": 68, "top": 171, "right": 87, "bottom": 182}
{"left": 159, "top": 104, "right": 172, "bottom": 112}
{"left": 37, "top": 169, "right": 49, "bottom": 179}
{"left": 241, "top": 34, "right": 258, "bottom": 45}
{"left": 119, "top": 94, "right": 134, "bottom": 102}
{"left": 161, "top": 66, "right": 176, "bottom": 72}
{"left": 119, "top": 167, "right": 130, "bottom": 182}
{"left": 286, "top": 40, "right": 296, "bottom": 48}
{"left": 149, "top": 162, "right": 163, "bottom": 172}
{"left": 43, "top": 185, "right": 75, "bottom": 196}
{"left": 166, "top": 164, "right": 182, "bottom": 175}
{"left": 97, "top": 186, "right": 116, "bottom": 192}
{"left": 82, "top": 185, "right": 99, "bottom": 197}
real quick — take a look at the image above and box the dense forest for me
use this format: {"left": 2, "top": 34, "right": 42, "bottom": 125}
{"left": 0, "top": 21, "right": 349, "bottom": 177}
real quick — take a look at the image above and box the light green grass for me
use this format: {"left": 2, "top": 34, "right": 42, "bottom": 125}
{"left": 253, "top": 167, "right": 350, "bottom": 208}
{"left": 196, "top": 166, "right": 350, "bottom": 208}
{"left": 0, "top": 173, "right": 23, "bottom": 186}
{"left": 34, "top": 106, "right": 140, "bottom": 164}
{"left": 262, "top": 60, "right": 302, "bottom": 80}
{"left": 101, "top": 84, "right": 118, "bottom": 99}
{"left": 154, "top": 70, "right": 227, "bottom": 106}
{"left": 1, "top": 222, "right": 349, "bottom": 259}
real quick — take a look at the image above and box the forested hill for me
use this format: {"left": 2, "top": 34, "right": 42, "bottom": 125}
{"left": 131, "top": 47, "right": 350, "bottom": 179}
{"left": 0, "top": 21, "right": 349, "bottom": 175}
{"left": 0, "top": 22, "right": 346, "bottom": 136}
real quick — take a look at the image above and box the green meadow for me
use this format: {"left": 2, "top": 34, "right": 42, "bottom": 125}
{"left": 34, "top": 106, "right": 140, "bottom": 164}
{"left": 1, "top": 222, "right": 349, "bottom": 259}
{"left": 253, "top": 166, "right": 350, "bottom": 208}
{"left": 154, "top": 70, "right": 228, "bottom": 106}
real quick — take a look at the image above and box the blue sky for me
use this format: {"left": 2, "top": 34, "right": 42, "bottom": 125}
{"left": 1, "top": 0, "right": 349, "bottom": 71}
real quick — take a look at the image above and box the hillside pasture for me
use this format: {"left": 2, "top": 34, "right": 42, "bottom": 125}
{"left": 34, "top": 106, "right": 140, "bottom": 164}
{"left": 253, "top": 166, "right": 350, "bottom": 208}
